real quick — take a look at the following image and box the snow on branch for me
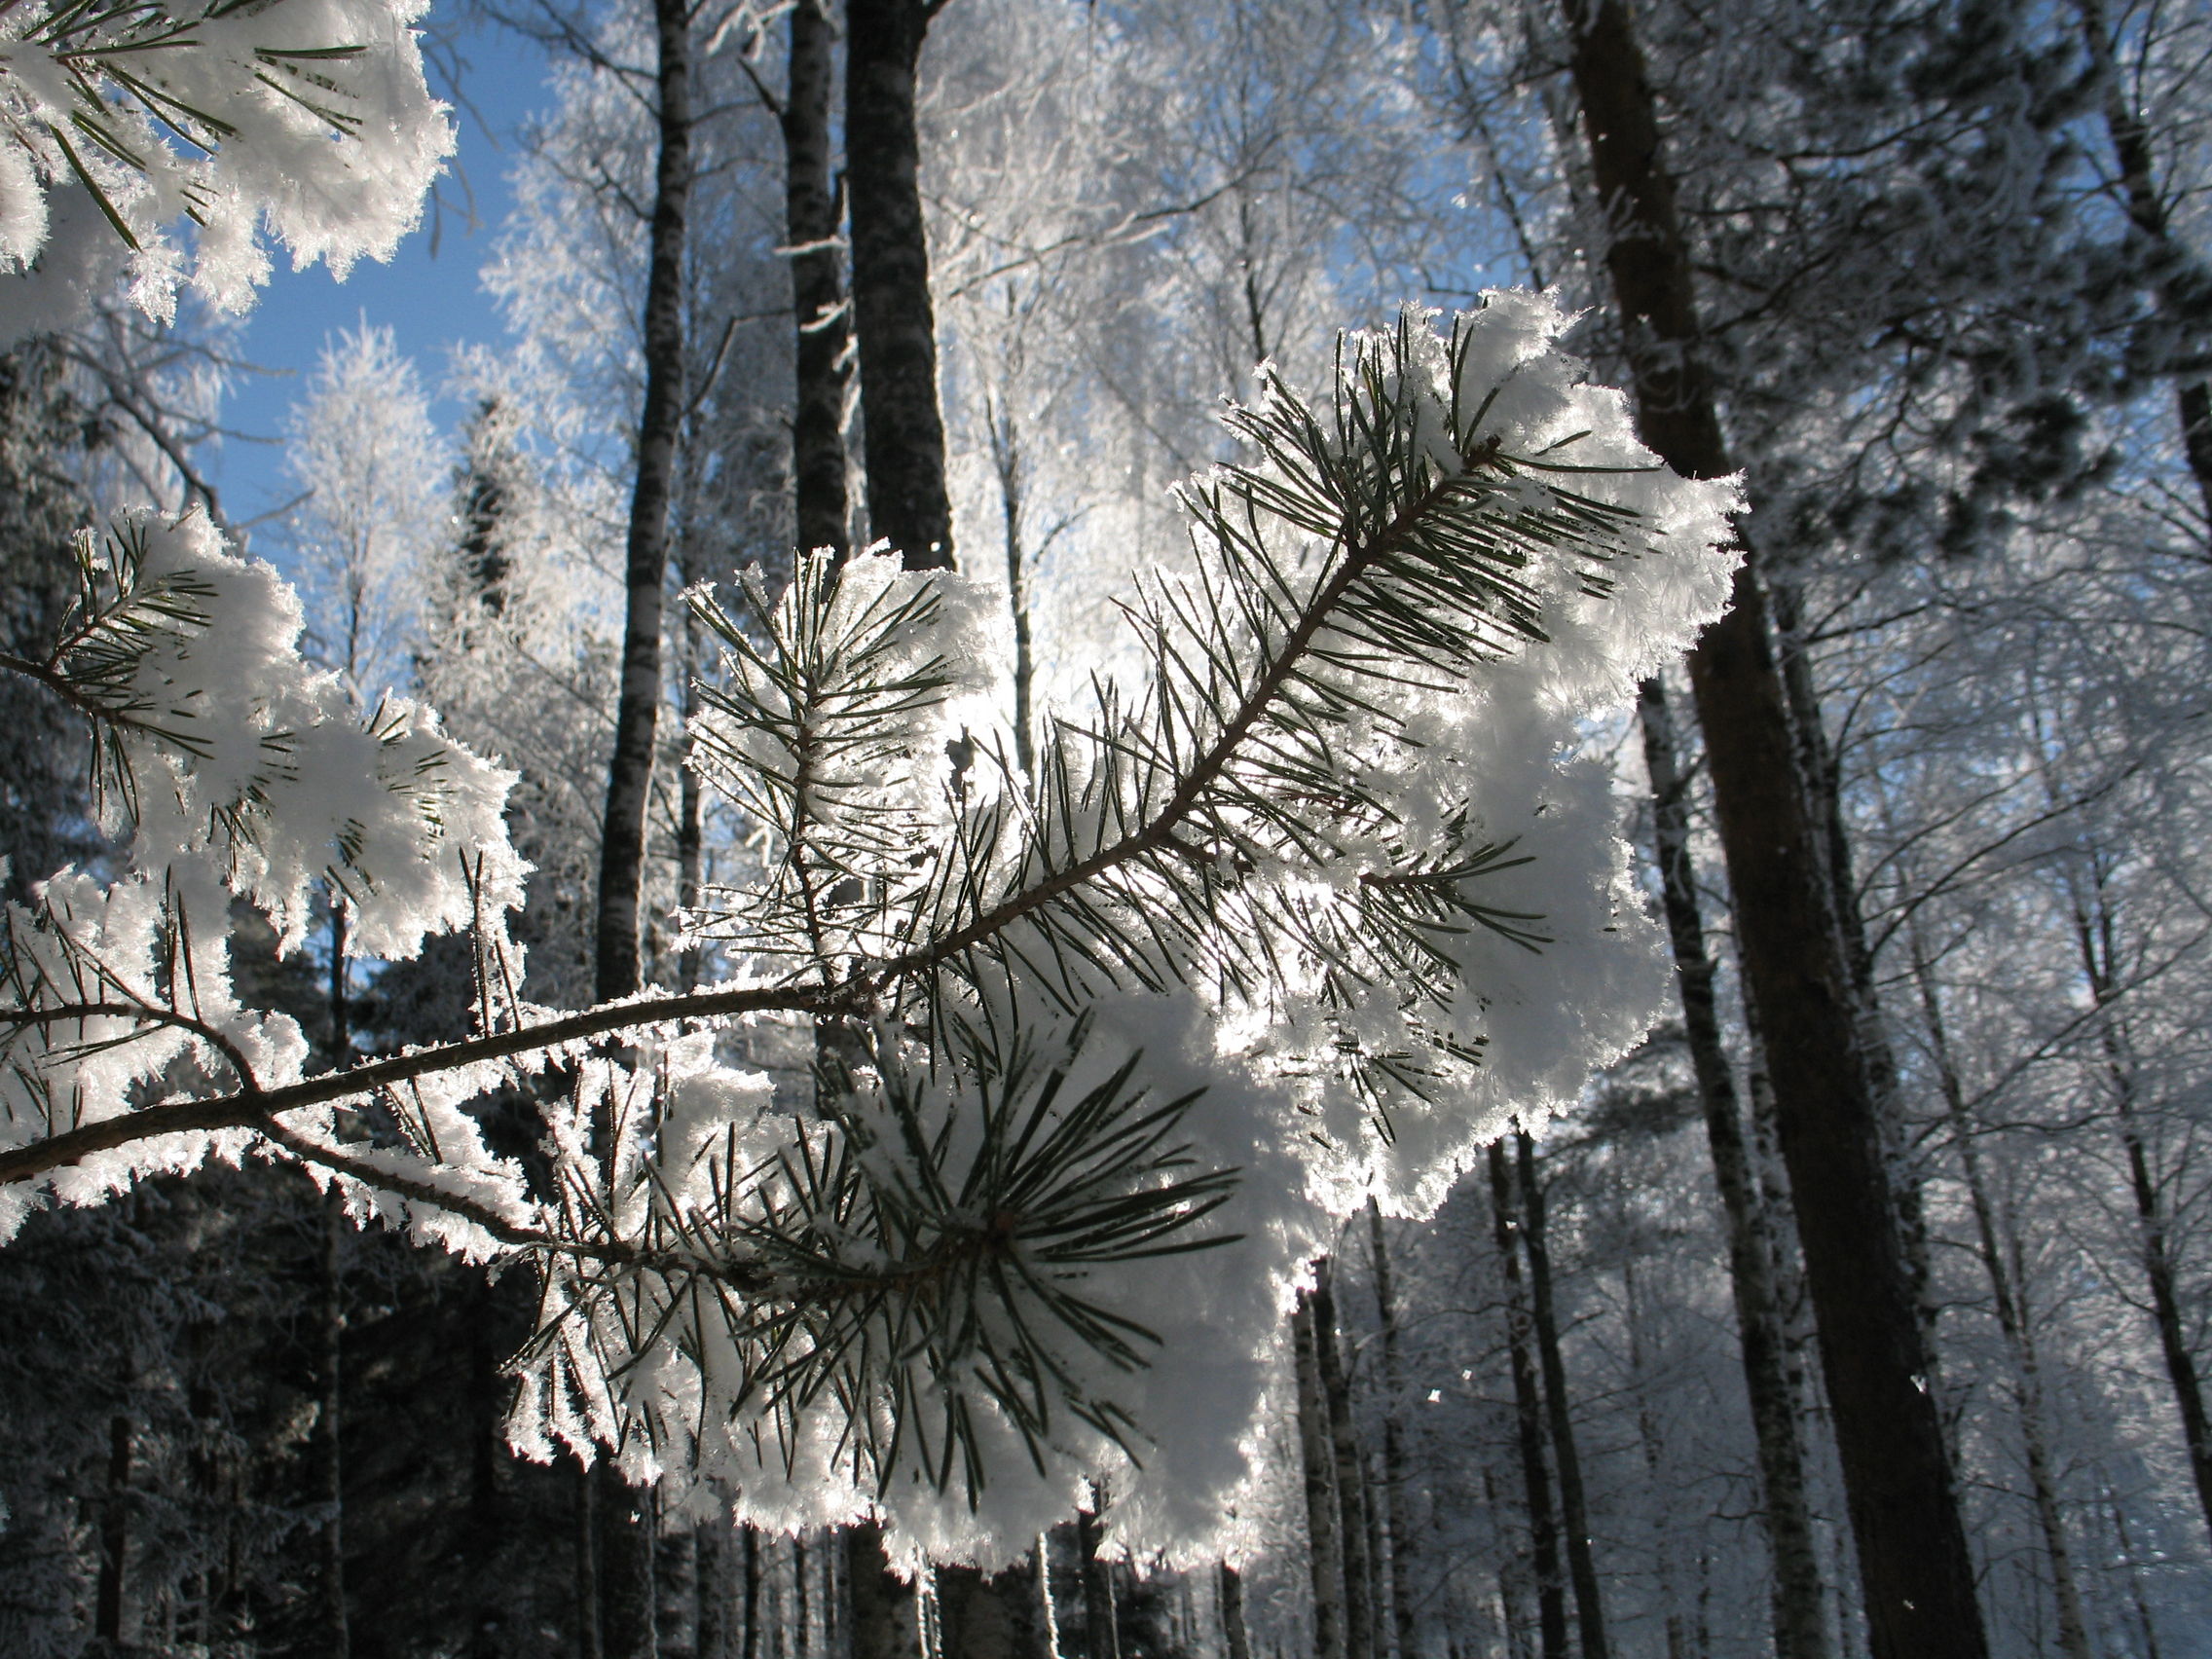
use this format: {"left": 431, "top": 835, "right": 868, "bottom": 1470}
{"left": 0, "top": 294, "right": 1739, "bottom": 1566}
{"left": 0, "top": 0, "right": 454, "bottom": 337}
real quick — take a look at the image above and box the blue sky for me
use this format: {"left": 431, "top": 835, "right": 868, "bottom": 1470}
{"left": 209, "top": 18, "right": 554, "bottom": 527}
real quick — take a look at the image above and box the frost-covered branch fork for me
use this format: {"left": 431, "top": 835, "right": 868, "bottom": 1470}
{"left": 0, "top": 299, "right": 1742, "bottom": 1554}
{"left": 0, "top": 413, "right": 1511, "bottom": 1189}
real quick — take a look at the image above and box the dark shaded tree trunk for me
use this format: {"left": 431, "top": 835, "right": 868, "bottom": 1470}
{"left": 1077, "top": 1492, "right": 1122, "bottom": 1659}
{"left": 1486, "top": 1140, "right": 1567, "bottom": 1659}
{"left": 1907, "top": 929, "right": 2090, "bottom": 1659}
{"left": 846, "top": 1522, "right": 918, "bottom": 1659}
{"left": 786, "top": 0, "right": 852, "bottom": 561}
{"left": 594, "top": 0, "right": 694, "bottom": 1004}
{"left": 940, "top": 1561, "right": 1046, "bottom": 1659}
{"left": 846, "top": 0, "right": 953, "bottom": 569}
{"left": 1219, "top": 1564, "right": 1252, "bottom": 1659}
{"left": 95, "top": 1411, "right": 130, "bottom": 1643}
{"left": 320, "top": 1187, "right": 351, "bottom": 1659}
{"left": 1365, "top": 1201, "right": 1418, "bottom": 1659}
{"left": 1294, "top": 1297, "right": 1347, "bottom": 1659}
{"left": 1556, "top": 4, "right": 1987, "bottom": 1653}
{"left": 1311, "top": 1258, "right": 1377, "bottom": 1659}
{"left": 588, "top": 0, "right": 693, "bottom": 1643}
{"left": 1512, "top": 1132, "right": 1607, "bottom": 1659}
{"left": 1636, "top": 673, "right": 1830, "bottom": 1659}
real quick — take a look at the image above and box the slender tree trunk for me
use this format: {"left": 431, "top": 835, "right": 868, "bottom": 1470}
{"left": 2070, "top": 893, "right": 2212, "bottom": 1540}
{"left": 95, "top": 1411, "right": 130, "bottom": 1642}
{"left": 786, "top": 0, "right": 852, "bottom": 562}
{"left": 847, "top": 1523, "right": 919, "bottom": 1659}
{"left": 2078, "top": 0, "right": 2212, "bottom": 528}
{"left": 1557, "top": 5, "right": 1986, "bottom": 1653}
{"left": 468, "top": 1273, "right": 506, "bottom": 1659}
{"left": 319, "top": 1185, "right": 351, "bottom": 1659}
{"left": 1512, "top": 1131, "right": 1608, "bottom": 1659}
{"left": 846, "top": 0, "right": 953, "bottom": 569}
{"left": 1220, "top": 1564, "right": 1253, "bottom": 1659}
{"left": 986, "top": 389, "right": 1036, "bottom": 775}
{"left": 1486, "top": 1140, "right": 1567, "bottom": 1659}
{"left": 1366, "top": 1201, "right": 1419, "bottom": 1659}
{"left": 1636, "top": 673, "right": 1830, "bottom": 1659}
{"left": 1295, "top": 1297, "right": 1347, "bottom": 1659}
{"left": 579, "top": 1463, "right": 606, "bottom": 1659}
{"left": 1312, "top": 1258, "right": 1378, "bottom": 1659}
{"left": 1077, "top": 1489, "right": 1121, "bottom": 1659}
{"left": 594, "top": 0, "right": 694, "bottom": 1003}
{"left": 2108, "top": 1490, "right": 2167, "bottom": 1659}
{"left": 1621, "top": 1263, "right": 1685, "bottom": 1659}
{"left": 1906, "top": 932, "right": 2090, "bottom": 1659}
{"left": 588, "top": 0, "right": 692, "bottom": 1643}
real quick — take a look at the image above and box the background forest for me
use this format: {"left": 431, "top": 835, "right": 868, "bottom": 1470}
{"left": 3, "top": 0, "right": 2211, "bottom": 1658}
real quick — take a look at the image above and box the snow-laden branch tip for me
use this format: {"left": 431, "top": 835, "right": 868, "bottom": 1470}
{"left": 0, "top": 294, "right": 1739, "bottom": 1568}
{"left": 0, "top": 0, "right": 455, "bottom": 340}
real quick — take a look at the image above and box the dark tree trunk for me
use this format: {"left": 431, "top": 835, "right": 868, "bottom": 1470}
{"left": 1636, "top": 673, "right": 1830, "bottom": 1659}
{"left": 940, "top": 1562, "right": 1045, "bottom": 1659}
{"left": 1077, "top": 1493, "right": 1122, "bottom": 1659}
{"left": 1556, "top": 4, "right": 1987, "bottom": 1654}
{"left": 1311, "top": 1258, "right": 1377, "bottom": 1659}
{"left": 846, "top": 0, "right": 953, "bottom": 569}
{"left": 1219, "top": 1564, "right": 1253, "bottom": 1659}
{"left": 1365, "top": 1201, "right": 1419, "bottom": 1659}
{"left": 1295, "top": 1298, "right": 1347, "bottom": 1659}
{"left": 846, "top": 1522, "right": 918, "bottom": 1659}
{"left": 786, "top": 0, "right": 852, "bottom": 561}
{"left": 1486, "top": 1140, "right": 1567, "bottom": 1659}
{"left": 1512, "top": 1132, "right": 1608, "bottom": 1659}
{"left": 594, "top": 0, "right": 694, "bottom": 1004}
{"left": 320, "top": 1187, "right": 351, "bottom": 1659}
{"left": 95, "top": 1411, "right": 130, "bottom": 1642}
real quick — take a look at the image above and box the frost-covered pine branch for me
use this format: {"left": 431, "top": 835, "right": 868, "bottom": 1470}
{"left": 0, "top": 0, "right": 453, "bottom": 337}
{"left": 0, "top": 295, "right": 1738, "bottom": 1567}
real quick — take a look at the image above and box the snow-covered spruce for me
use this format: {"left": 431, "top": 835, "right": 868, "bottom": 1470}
{"left": 0, "top": 296, "right": 1739, "bottom": 1568}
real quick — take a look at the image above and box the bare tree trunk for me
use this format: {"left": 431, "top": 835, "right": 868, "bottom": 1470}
{"left": 985, "top": 388, "right": 1036, "bottom": 775}
{"left": 1512, "top": 1131, "right": 1608, "bottom": 1659}
{"left": 593, "top": 0, "right": 693, "bottom": 1003}
{"left": 1312, "top": 1258, "right": 1378, "bottom": 1659}
{"left": 2070, "top": 889, "right": 2212, "bottom": 1540}
{"left": 1486, "top": 1140, "right": 1567, "bottom": 1659}
{"left": 1636, "top": 673, "right": 1830, "bottom": 1659}
{"left": 1077, "top": 1489, "right": 1121, "bottom": 1659}
{"left": 320, "top": 1186, "right": 351, "bottom": 1659}
{"left": 1906, "top": 932, "right": 2090, "bottom": 1659}
{"left": 846, "top": 0, "right": 954, "bottom": 569}
{"left": 579, "top": 1463, "right": 605, "bottom": 1659}
{"left": 847, "top": 1523, "right": 919, "bottom": 1659}
{"left": 95, "top": 1411, "right": 130, "bottom": 1643}
{"left": 1621, "top": 1264, "right": 1685, "bottom": 1659}
{"left": 1295, "top": 1297, "right": 1347, "bottom": 1659}
{"left": 1557, "top": 5, "right": 1986, "bottom": 1653}
{"left": 1219, "top": 1565, "right": 1253, "bottom": 1659}
{"left": 1366, "top": 1201, "right": 1419, "bottom": 1659}
{"left": 785, "top": 0, "right": 851, "bottom": 562}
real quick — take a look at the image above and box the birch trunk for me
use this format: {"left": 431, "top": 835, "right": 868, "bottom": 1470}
{"left": 1486, "top": 1140, "right": 1567, "bottom": 1659}
{"left": 1636, "top": 673, "right": 1830, "bottom": 1659}
{"left": 785, "top": 0, "right": 851, "bottom": 562}
{"left": 1557, "top": 3, "right": 1986, "bottom": 1651}
{"left": 1366, "top": 1201, "right": 1419, "bottom": 1659}
{"left": 1906, "top": 931, "right": 2090, "bottom": 1659}
{"left": 1296, "top": 1296, "right": 1347, "bottom": 1659}
{"left": 1512, "top": 1131, "right": 1608, "bottom": 1659}
{"left": 592, "top": 0, "right": 693, "bottom": 1005}
{"left": 846, "top": 0, "right": 953, "bottom": 569}
{"left": 1312, "top": 1257, "right": 1378, "bottom": 1659}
